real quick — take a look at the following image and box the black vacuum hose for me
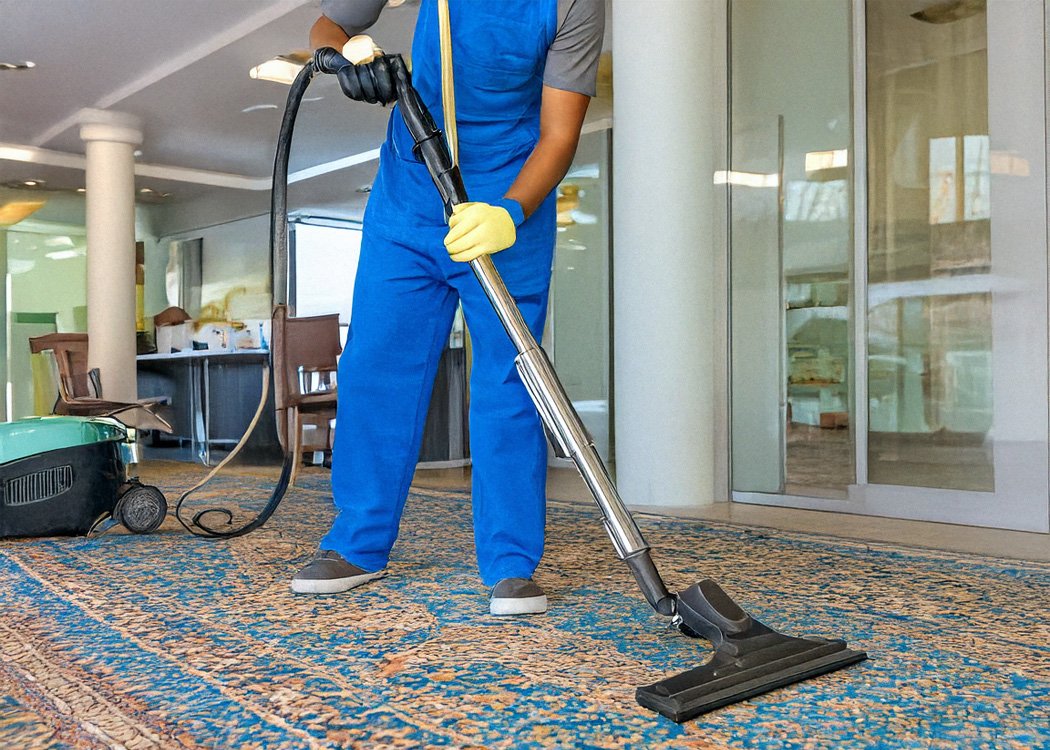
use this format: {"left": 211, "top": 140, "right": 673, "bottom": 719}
{"left": 173, "top": 61, "right": 316, "bottom": 538}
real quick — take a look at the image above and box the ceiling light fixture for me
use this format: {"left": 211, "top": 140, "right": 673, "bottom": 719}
{"left": 21, "top": 179, "right": 45, "bottom": 188}
{"left": 805, "top": 149, "right": 849, "bottom": 172}
{"left": 0, "top": 200, "right": 46, "bottom": 227}
{"left": 713, "top": 170, "right": 780, "bottom": 188}
{"left": 0, "top": 61, "right": 35, "bottom": 71}
{"left": 242, "top": 103, "right": 280, "bottom": 113}
{"left": 137, "top": 187, "right": 172, "bottom": 200}
{"left": 249, "top": 53, "right": 310, "bottom": 86}
{"left": 45, "top": 249, "right": 80, "bottom": 261}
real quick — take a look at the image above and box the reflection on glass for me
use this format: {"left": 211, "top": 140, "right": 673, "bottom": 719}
{"left": 729, "top": 0, "right": 854, "bottom": 495}
{"left": 6, "top": 228, "right": 88, "bottom": 419}
{"left": 866, "top": 0, "right": 993, "bottom": 491}
{"left": 548, "top": 129, "right": 612, "bottom": 461}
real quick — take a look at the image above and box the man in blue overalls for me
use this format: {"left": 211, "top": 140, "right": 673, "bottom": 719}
{"left": 292, "top": 0, "right": 604, "bottom": 615}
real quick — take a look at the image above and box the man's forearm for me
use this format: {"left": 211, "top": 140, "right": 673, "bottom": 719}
{"left": 503, "top": 86, "right": 591, "bottom": 220}
{"left": 310, "top": 15, "right": 350, "bottom": 50}
{"left": 503, "top": 135, "right": 582, "bottom": 220}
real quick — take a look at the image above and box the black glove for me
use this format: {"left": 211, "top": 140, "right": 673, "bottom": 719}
{"left": 336, "top": 57, "right": 396, "bottom": 105}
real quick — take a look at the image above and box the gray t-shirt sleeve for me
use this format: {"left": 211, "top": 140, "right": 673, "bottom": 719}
{"left": 320, "top": 0, "right": 388, "bottom": 37}
{"left": 543, "top": 0, "right": 606, "bottom": 97}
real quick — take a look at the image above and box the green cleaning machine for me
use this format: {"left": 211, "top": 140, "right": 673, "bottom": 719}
{"left": 0, "top": 417, "right": 167, "bottom": 537}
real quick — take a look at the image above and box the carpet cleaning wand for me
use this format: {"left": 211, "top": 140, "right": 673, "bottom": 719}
{"left": 310, "top": 45, "right": 867, "bottom": 721}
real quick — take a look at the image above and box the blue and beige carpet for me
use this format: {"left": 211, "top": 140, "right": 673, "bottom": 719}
{"left": 0, "top": 463, "right": 1047, "bottom": 749}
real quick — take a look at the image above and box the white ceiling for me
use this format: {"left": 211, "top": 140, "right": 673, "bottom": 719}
{"left": 0, "top": 0, "right": 420, "bottom": 229}
{"left": 0, "top": 0, "right": 614, "bottom": 235}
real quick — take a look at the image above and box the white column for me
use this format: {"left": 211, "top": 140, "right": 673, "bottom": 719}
{"left": 611, "top": 0, "right": 729, "bottom": 507}
{"left": 79, "top": 110, "right": 142, "bottom": 402}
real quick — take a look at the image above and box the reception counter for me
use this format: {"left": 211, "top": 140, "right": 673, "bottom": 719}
{"left": 137, "top": 349, "right": 281, "bottom": 465}
{"left": 138, "top": 345, "right": 466, "bottom": 467}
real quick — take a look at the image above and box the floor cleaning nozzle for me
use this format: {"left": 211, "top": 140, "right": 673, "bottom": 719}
{"left": 637, "top": 579, "right": 867, "bottom": 721}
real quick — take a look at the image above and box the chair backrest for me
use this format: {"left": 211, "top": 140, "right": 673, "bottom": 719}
{"left": 28, "top": 333, "right": 96, "bottom": 399}
{"left": 271, "top": 306, "right": 342, "bottom": 410}
{"left": 153, "top": 306, "right": 191, "bottom": 328}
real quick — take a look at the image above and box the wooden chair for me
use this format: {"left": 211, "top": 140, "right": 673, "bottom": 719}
{"left": 28, "top": 333, "right": 172, "bottom": 433}
{"left": 271, "top": 306, "right": 341, "bottom": 487}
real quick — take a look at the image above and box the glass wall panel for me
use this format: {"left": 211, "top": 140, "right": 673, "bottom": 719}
{"left": 865, "top": 0, "right": 994, "bottom": 490}
{"left": 548, "top": 129, "right": 612, "bottom": 461}
{"left": 6, "top": 227, "right": 87, "bottom": 419}
{"left": 729, "top": 0, "right": 854, "bottom": 495}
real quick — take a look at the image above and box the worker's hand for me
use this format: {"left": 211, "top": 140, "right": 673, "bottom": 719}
{"left": 444, "top": 202, "right": 518, "bottom": 263}
{"left": 331, "top": 36, "right": 392, "bottom": 105}
{"left": 336, "top": 58, "right": 395, "bottom": 105}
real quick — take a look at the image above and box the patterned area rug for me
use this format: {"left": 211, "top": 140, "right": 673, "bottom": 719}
{"left": 0, "top": 462, "right": 1047, "bottom": 749}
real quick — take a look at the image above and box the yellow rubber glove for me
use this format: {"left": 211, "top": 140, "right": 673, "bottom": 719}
{"left": 444, "top": 202, "right": 517, "bottom": 263}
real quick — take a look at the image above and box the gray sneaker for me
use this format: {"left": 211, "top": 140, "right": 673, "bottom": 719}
{"left": 489, "top": 577, "right": 548, "bottom": 616}
{"left": 290, "top": 550, "right": 384, "bottom": 595}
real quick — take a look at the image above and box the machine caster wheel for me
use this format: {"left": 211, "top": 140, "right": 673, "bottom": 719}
{"left": 115, "top": 483, "right": 168, "bottom": 534}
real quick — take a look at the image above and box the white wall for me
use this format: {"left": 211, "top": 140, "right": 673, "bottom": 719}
{"left": 160, "top": 213, "right": 272, "bottom": 321}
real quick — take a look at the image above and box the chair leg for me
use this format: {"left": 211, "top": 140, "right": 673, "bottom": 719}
{"left": 289, "top": 408, "right": 302, "bottom": 488}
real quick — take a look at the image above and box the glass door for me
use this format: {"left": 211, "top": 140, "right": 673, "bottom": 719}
{"left": 729, "top": 0, "right": 855, "bottom": 496}
{"left": 857, "top": 0, "right": 1048, "bottom": 531}
{"left": 729, "top": 0, "right": 1049, "bottom": 532}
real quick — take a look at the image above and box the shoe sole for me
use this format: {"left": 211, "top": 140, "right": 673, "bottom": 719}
{"left": 490, "top": 594, "right": 548, "bottom": 616}
{"left": 290, "top": 569, "right": 385, "bottom": 595}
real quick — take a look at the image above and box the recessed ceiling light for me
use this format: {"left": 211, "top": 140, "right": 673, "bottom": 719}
{"left": 242, "top": 103, "right": 279, "bottom": 113}
{"left": 76, "top": 188, "right": 86, "bottom": 193}
{"left": 137, "top": 187, "right": 172, "bottom": 201}
{"left": 0, "top": 61, "right": 35, "bottom": 71}
{"left": 133, "top": 149, "right": 143, "bottom": 157}
{"left": 22, "top": 179, "right": 44, "bottom": 187}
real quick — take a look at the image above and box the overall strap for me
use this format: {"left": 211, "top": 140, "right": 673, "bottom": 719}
{"left": 437, "top": 0, "right": 458, "bottom": 167}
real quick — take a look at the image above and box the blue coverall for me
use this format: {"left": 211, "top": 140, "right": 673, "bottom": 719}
{"left": 323, "top": 0, "right": 560, "bottom": 586}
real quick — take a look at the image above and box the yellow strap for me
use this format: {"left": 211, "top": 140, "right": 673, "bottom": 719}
{"left": 437, "top": 0, "right": 458, "bottom": 167}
